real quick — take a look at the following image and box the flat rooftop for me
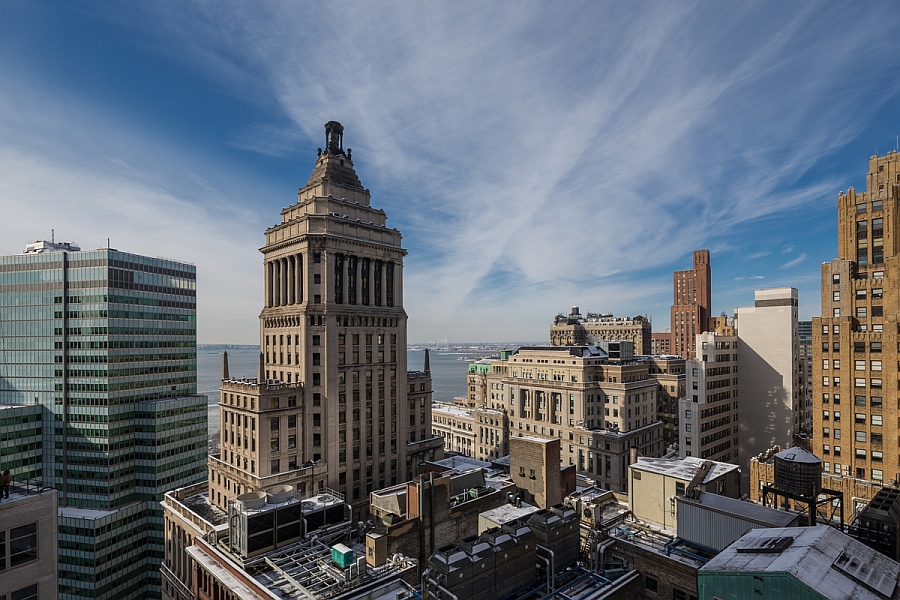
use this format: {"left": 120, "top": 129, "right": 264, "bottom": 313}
{"left": 179, "top": 490, "right": 228, "bottom": 527}
{"left": 631, "top": 456, "right": 740, "bottom": 483}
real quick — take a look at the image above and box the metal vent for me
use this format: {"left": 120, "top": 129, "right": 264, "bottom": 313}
{"left": 832, "top": 551, "right": 896, "bottom": 598}
{"left": 735, "top": 536, "right": 794, "bottom": 553}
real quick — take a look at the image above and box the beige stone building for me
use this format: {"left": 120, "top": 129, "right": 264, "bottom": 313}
{"left": 0, "top": 486, "right": 57, "bottom": 600}
{"left": 550, "top": 307, "right": 652, "bottom": 354}
{"left": 160, "top": 483, "right": 227, "bottom": 600}
{"left": 813, "top": 151, "right": 900, "bottom": 486}
{"left": 485, "top": 346, "right": 665, "bottom": 492}
{"left": 678, "top": 332, "right": 739, "bottom": 464}
{"left": 208, "top": 122, "right": 442, "bottom": 524}
{"left": 431, "top": 402, "right": 509, "bottom": 460}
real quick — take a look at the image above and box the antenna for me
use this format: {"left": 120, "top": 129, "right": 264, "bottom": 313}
{"left": 51, "top": 229, "right": 54, "bottom": 243}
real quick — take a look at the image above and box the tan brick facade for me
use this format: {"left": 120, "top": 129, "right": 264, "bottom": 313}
{"left": 812, "top": 151, "right": 900, "bottom": 486}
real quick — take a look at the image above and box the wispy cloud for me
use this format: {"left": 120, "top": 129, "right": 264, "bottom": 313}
{"left": 3, "top": 3, "right": 900, "bottom": 341}
{"left": 748, "top": 251, "right": 771, "bottom": 259}
{"left": 781, "top": 253, "right": 808, "bottom": 269}
{"left": 781, "top": 244, "right": 795, "bottom": 254}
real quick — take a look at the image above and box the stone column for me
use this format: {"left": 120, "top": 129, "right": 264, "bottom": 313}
{"left": 266, "top": 261, "right": 273, "bottom": 308}
{"left": 288, "top": 256, "right": 295, "bottom": 305}
{"left": 296, "top": 253, "right": 304, "bottom": 303}
{"left": 281, "top": 258, "right": 289, "bottom": 306}
{"left": 274, "top": 260, "right": 281, "bottom": 307}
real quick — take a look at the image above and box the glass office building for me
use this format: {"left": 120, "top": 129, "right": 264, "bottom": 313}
{"left": 0, "top": 242, "right": 208, "bottom": 599}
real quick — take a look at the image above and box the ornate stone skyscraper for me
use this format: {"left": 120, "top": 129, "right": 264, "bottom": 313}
{"left": 210, "top": 122, "right": 441, "bottom": 522}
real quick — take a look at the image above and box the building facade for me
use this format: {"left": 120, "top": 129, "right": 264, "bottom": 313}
{"left": 813, "top": 151, "right": 900, "bottom": 486}
{"left": 648, "top": 356, "right": 685, "bottom": 448}
{"left": 678, "top": 332, "right": 739, "bottom": 464}
{"left": 0, "top": 242, "right": 207, "bottom": 599}
{"left": 670, "top": 249, "right": 711, "bottom": 360}
{"left": 0, "top": 484, "right": 59, "bottom": 600}
{"left": 736, "top": 287, "right": 800, "bottom": 489}
{"left": 550, "top": 308, "right": 652, "bottom": 354}
{"left": 208, "top": 122, "right": 442, "bottom": 525}
{"left": 484, "top": 346, "right": 665, "bottom": 492}
{"left": 798, "top": 320, "right": 813, "bottom": 433}
{"left": 650, "top": 332, "right": 672, "bottom": 356}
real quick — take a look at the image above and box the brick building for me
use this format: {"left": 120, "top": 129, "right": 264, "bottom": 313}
{"left": 670, "top": 250, "right": 711, "bottom": 360}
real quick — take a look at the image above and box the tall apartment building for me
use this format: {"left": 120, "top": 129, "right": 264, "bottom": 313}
{"left": 798, "top": 320, "right": 813, "bottom": 431}
{"left": 648, "top": 355, "right": 686, "bottom": 447}
{"left": 813, "top": 151, "right": 900, "bottom": 486}
{"left": 550, "top": 307, "right": 652, "bottom": 354}
{"left": 678, "top": 332, "right": 739, "bottom": 464}
{"left": 0, "top": 242, "right": 207, "bottom": 599}
{"left": 208, "top": 122, "right": 442, "bottom": 525}
{"left": 735, "top": 287, "right": 800, "bottom": 489}
{"left": 485, "top": 346, "right": 665, "bottom": 492}
{"left": 670, "top": 249, "right": 711, "bottom": 360}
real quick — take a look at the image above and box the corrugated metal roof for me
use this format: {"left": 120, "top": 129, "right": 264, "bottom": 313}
{"left": 680, "top": 492, "right": 800, "bottom": 527}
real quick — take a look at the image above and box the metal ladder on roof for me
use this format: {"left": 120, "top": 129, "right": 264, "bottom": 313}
{"left": 684, "top": 460, "right": 714, "bottom": 499}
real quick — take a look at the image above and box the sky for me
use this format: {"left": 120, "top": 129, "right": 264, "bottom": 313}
{"left": 1, "top": 2, "right": 899, "bottom": 344}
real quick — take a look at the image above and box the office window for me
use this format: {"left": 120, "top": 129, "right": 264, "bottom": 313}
{"left": 856, "top": 449, "right": 867, "bottom": 459}
{"left": 822, "top": 360, "right": 829, "bottom": 370}
{"left": 823, "top": 445, "right": 830, "bottom": 454}
{"left": 854, "top": 395, "right": 866, "bottom": 406}
{"left": 872, "top": 288, "right": 883, "bottom": 299}
{"left": 833, "top": 360, "right": 840, "bottom": 370}
{"left": 645, "top": 577, "right": 658, "bottom": 592}
{"left": 871, "top": 378, "right": 882, "bottom": 389}
{"left": 856, "top": 289, "right": 867, "bottom": 300}
{"left": 833, "top": 291, "right": 840, "bottom": 301}
{"left": 833, "top": 411, "right": 841, "bottom": 422}
{"left": 855, "top": 431, "right": 866, "bottom": 442}
{"left": 854, "top": 378, "right": 866, "bottom": 388}
{"left": 9, "top": 524, "right": 37, "bottom": 567}
{"left": 872, "top": 452, "right": 883, "bottom": 462}
{"left": 271, "top": 459, "right": 280, "bottom": 474}
{"left": 871, "top": 396, "right": 882, "bottom": 408}
{"left": 873, "top": 469, "right": 883, "bottom": 481}
{"left": 856, "top": 307, "right": 867, "bottom": 318}
{"left": 11, "top": 586, "right": 38, "bottom": 600}
{"left": 822, "top": 325, "right": 829, "bottom": 334}
{"left": 872, "top": 415, "right": 883, "bottom": 426}
{"left": 833, "top": 308, "right": 841, "bottom": 318}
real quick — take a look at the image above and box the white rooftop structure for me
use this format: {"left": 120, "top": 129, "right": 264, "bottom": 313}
{"left": 23, "top": 240, "right": 81, "bottom": 253}
{"left": 630, "top": 456, "right": 740, "bottom": 483}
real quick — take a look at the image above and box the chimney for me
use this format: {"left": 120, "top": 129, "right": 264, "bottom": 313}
{"left": 424, "top": 348, "right": 431, "bottom": 374}
{"left": 222, "top": 351, "right": 230, "bottom": 380}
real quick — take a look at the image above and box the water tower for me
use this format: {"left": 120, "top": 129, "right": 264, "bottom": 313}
{"left": 761, "top": 447, "right": 844, "bottom": 528}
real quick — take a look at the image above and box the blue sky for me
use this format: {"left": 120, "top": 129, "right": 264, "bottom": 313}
{"left": 1, "top": 2, "right": 899, "bottom": 344}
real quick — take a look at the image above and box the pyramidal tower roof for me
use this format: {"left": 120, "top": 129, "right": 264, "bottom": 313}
{"left": 303, "top": 121, "right": 365, "bottom": 192}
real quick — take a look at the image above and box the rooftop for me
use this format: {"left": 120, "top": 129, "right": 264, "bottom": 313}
{"left": 428, "top": 455, "right": 492, "bottom": 473}
{"left": 631, "top": 456, "right": 740, "bottom": 483}
{"left": 701, "top": 526, "right": 900, "bottom": 600}
{"left": 179, "top": 490, "right": 228, "bottom": 527}
{"left": 680, "top": 492, "right": 799, "bottom": 528}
